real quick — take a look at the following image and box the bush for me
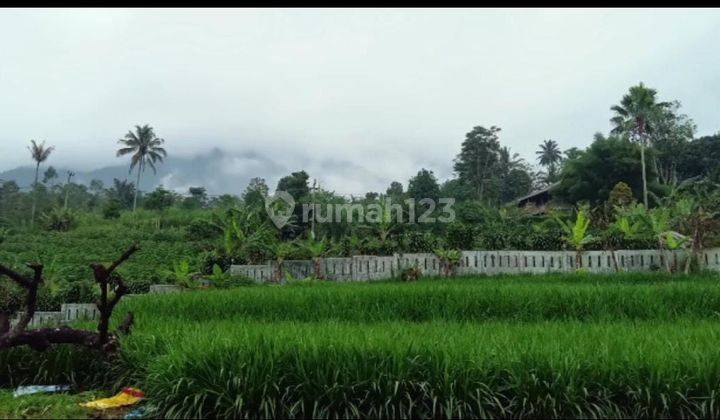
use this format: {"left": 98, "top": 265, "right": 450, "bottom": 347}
{"left": 102, "top": 199, "right": 122, "bottom": 219}
{"left": 400, "top": 231, "right": 440, "bottom": 253}
{"left": 197, "top": 250, "right": 233, "bottom": 275}
{"left": 42, "top": 208, "right": 77, "bottom": 232}
{"left": 445, "top": 223, "right": 476, "bottom": 250}
{"left": 184, "top": 218, "right": 222, "bottom": 240}
{"left": 400, "top": 266, "right": 422, "bottom": 281}
{"left": 56, "top": 280, "right": 96, "bottom": 304}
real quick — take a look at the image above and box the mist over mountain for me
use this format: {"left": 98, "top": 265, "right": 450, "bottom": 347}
{"left": 0, "top": 148, "right": 288, "bottom": 196}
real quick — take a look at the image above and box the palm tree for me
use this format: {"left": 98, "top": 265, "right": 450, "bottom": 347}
{"left": 610, "top": 83, "right": 670, "bottom": 207}
{"left": 63, "top": 171, "right": 75, "bottom": 209}
{"left": 27, "top": 140, "right": 54, "bottom": 226}
{"left": 116, "top": 125, "right": 167, "bottom": 211}
{"left": 535, "top": 139, "right": 562, "bottom": 182}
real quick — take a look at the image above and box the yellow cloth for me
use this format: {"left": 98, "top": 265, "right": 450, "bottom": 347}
{"left": 80, "top": 387, "right": 144, "bottom": 409}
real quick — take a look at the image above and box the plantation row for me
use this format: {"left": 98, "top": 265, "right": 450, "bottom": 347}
{"left": 126, "top": 273, "right": 720, "bottom": 322}
{"left": 4, "top": 274, "right": 720, "bottom": 418}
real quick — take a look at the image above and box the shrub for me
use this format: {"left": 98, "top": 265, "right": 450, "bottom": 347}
{"left": 445, "top": 223, "right": 475, "bottom": 250}
{"left": 56, "top": 280, "right": 96, "bottom": 304}
{"left": 42, "top": 208, "right": 77, "bottom": 232}
{"left": 101, "top": 199, "right": 122, "bottom": 219}
{"left": 400, "top": 266, "right": 422, "bottom": 281}
{"left": 184, "top": 218, "right": 222, "bottom": 240}
{"left": 400, "top": 231, "right": 440, "bottom": 253}
{"left": 197, "top": 250, "right": 233, "bottom": 275}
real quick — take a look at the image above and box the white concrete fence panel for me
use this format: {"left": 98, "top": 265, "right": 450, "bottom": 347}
{"left": 231, "top": 248, "right": 720, "bottom": 282}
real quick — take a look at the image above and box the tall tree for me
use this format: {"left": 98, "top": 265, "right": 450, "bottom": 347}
{"left": 243, "top": 177, "right": 269, "bottom": 209}
{"left": 536, "top": 139, "right": 562, "bottom": 183}
{"left": 63, "top": 171, "right": 75, "bottom": 209}
{"left": 648, "top": 101, "right": 695, "bottom": 186}
{"left": 385, "top": 181, "right": 404, "bottom": 199}
{"left": 116, "top": 125, "right": 167, "bottom": 212}
{"left": 108, "top": 178, "right": 136, "bottom": 210}
{"left": 27, "top": 140, "right": 54, "bottom": 226}
{"left": 453, "top": 125, "right": 502, "bottom": 202}
{"left": 610, "top": 83, "right": 670, "bottom": 207}
{"left": 42, "top": 166, "right": 58, "bottom": 186}
{"left": 556, "top": 133, "right": 651, "bottom": 205}
{"left": 407, "top": 168, "right": 440, "bottom": 203}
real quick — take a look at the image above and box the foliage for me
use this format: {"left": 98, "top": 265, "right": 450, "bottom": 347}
{"left": 399, "top": 265, "right": 422, "bottom": 281}
{"left": 556, "top": 133, "right": 655, "bottom": 205}
{"left": 6, "top": 274, "right": 720, "bottom": 417}
{"left": 216, "top": 207, "right": 275, "bottom": 264}
{"left": 554, "top": 207, "right": 595, "bottom": 268}
{"left": 163, "top": 259, "right": 198, "bottom": 288}
{"left": 116, "top": 124, "right": 167, "bottom": 211}
{"left": 536, "top": 139, "right": 563, "bottom": 183}
{"left": 143, "top": 186, "right": 178, "bottom": 210}
{"left": 452, "top": 125, "right": 533, "bottom": 204}
{"left": 41, "top": 208, "right": 77, "bottom": 232}
{"left": 608, "top": 181, "right": 635, "bottom": 208}
{"left": 434, "top": 248, "right": 462, "bottom": 276}
{"left": 445, "top": 222, "right": 475, "bottom": 250}
{"left": 184, "top": 217, "right": 222, "bottom": 240}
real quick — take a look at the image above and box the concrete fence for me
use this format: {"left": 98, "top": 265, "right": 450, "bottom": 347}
{"left": 11, "top": 303, "right": 101, "bottom": 329}
{"left": 231, "top": 247, "right": 720, "bottom": 283}
{"left": 11, "top": 248, "right": 720, "bottom": 327}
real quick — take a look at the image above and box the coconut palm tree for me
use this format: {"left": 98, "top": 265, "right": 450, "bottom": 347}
{"left": 116, "top": 125, "right": 167, "bottom": 211}
{"left": 610, "top": 83, "right": 670, "bottom": 207}
{"left": 27, "top": 140, "right": 54, "bottom": 226}
{"left": 535, "top": 139, "right": 562, "bottom": 182}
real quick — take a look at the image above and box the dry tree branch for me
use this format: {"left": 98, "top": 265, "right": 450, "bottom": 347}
{"left": 0, "top": 244, "right": 140, "bottom": 352}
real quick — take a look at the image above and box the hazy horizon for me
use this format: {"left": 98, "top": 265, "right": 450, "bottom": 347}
{"left": 1, "top": 8, "right": 719, "bottom": 195}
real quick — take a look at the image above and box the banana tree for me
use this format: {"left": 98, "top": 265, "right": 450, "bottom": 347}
{"left": 301, "top": 237, "right": 330, "bottom": 279}
{"left": 671, "top": 196, "right": 718, "bottom": 274}
{"left": 612, "top": 206, "right": 648, "bottom": 272}
{"left": 434, "top": 248, "right": 462, "bottom": 277}
{"left": 215, "top": 207, "right": 274, "bottom": 264}
{"left": 554, "top": 208, "right": 596, "bottom": 270}
{"left": 272, "top": 241, "right": 297, "bottom": 282}
{"left": 646, "top": 207, "right": 678, "bottom": 273}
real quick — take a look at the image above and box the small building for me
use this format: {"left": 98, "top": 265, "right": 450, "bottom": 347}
{"left": 516, "top": 183, "right": 559, "bottom": 214}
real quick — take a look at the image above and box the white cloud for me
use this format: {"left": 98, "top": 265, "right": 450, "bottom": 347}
{"left": 0, "top": 8, "right": 718, "bottom": 195}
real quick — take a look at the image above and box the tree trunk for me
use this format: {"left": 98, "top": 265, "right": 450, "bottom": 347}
{"left": 275, "top": 261, "right": 284, "bottom": 283}
{"left": 610, "top": 247, "right": 619, "bottom": 273}
{"left": 30, "top": 162, "right": 40, "bottom": 226}
{"left": 133, "top": 161, "right": 142, "bottom": 212}
{"left": 575, "top": 250, "right": 582, "bottom": 270}
{"left": 313, "top": 258, "right": 323, "bottom": 279}
{"left": 685, "top": 227, "right": 701, "bottom": 275}
{"left": 640, "top": 140, "right": 648, "bottom": 208}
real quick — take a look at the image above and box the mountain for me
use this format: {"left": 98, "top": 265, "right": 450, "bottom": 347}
{"left": 0, "top": 148, "right": 287, "bottom": 196}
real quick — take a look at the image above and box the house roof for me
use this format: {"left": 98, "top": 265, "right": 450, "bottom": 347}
{"left": 516, "top": 182, "right": 560, "bottom": 204}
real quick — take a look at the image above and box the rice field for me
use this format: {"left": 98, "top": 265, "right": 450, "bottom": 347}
{"left": 3, "top": 272, "right": 720, "bottom": 418}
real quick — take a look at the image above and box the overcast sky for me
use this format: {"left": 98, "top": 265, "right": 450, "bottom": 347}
{"left": 0, "top": 8, "right": 718, "bottom": 195}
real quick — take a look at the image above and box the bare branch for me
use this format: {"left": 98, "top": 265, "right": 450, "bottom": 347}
{"left": 0, "top": 246, "right": 140, "bottom": 353}
{"left": 100, "top": 244, "right": 140, "bottom": 278}
{"left": 0, "top": 264, "right": 32, "bottom": 289}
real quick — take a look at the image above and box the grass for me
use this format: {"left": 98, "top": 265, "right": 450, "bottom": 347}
{"left": 0, "top": 208, "right": 213, "bottom": 296}
{"left": 0, "top": 389, "right": 101, "bottom": 419}
{"left": 121, "top": 272, "right": 720, "bottom": 322}
{"left": 3, "top": 273, "right": 720, "bottom": 418}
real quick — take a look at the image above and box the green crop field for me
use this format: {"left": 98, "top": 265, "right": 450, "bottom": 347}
{"left": 3, "top": 273, "right": 720, "bottom": 418}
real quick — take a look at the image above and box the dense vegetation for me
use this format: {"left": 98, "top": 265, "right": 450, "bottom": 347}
{"left": 1, "top": 83, "right": 719, "bottom": 311}
{"left": 1, "top": 84, "right": 720, "bottom": 418}
{"left": 3, "top": 274, "right": 720, "bottom": 418}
